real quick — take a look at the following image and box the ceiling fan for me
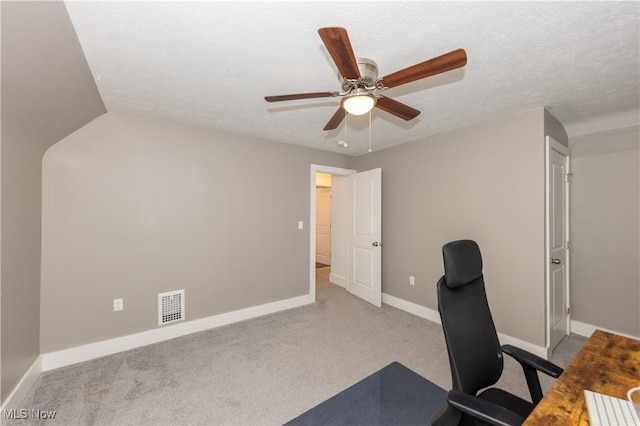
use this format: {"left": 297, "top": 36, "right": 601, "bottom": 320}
{"left": 265, "top": 27, "right": 467, "bottom": 131}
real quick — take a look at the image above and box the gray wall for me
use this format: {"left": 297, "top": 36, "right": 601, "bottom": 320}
{"left": 40, "top": 112, "right": 354, "bottom": 352}
{"left": 356, "top": 108, "right": 549, "bottom": 346}
{"left": 0, "top": 1, "right": 106, "bottom": 401}
{"left": 569, "top": 125, "right": 639, "bottom": 336}
{"left": 545, "top": 109, "right": 569, "bottom": 147}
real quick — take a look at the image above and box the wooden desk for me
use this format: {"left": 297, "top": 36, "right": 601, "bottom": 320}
{"left": 523, "top": 329, "right": 640, "bottom": 425}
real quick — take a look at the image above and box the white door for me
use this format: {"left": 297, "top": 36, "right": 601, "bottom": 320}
{"left": 546, "top": 136, "right": 570, "bottom": 350}
{"left": 316, "top": 187, "right": 331, "bottom": 265}
{"left": 347, "top": 168, "right": 382, "bottom": 307}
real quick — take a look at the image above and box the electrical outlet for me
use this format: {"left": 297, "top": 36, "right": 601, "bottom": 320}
{"left": 409, "top": 276, "right": 415, "bottom": 286}
{"left": 113, "top": 298, "right": 123, "bottom": 311}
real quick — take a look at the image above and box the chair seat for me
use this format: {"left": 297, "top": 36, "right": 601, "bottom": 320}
{"left": 478, "top": 388, "right": 535, "bottom": 419}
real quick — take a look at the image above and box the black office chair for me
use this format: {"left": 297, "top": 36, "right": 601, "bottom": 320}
{"left": 432, "top": 240, "right": 564, "bottom": 426}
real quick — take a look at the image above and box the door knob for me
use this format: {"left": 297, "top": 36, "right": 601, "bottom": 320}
{"left": 551, "top": 258, "right": 561, "bottom": 265}
{"left": 372, "top": 241, "right": 382, "bottom": 247}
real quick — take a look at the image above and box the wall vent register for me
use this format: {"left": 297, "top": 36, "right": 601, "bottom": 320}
{"left": 158, "top": 289, "right": 185, "bottom": 326}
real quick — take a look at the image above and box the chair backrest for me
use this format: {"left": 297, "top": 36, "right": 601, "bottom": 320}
{"left": 437, "top": 239, "right": 503, "bottom": 395}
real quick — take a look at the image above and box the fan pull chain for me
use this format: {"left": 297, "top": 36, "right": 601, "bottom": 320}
{"left": 338, "top": 110, "right": 348, "bottom": 148}
{"left": 345, "top": 111, "right": 348, "bottom": 147}
{"left": 368, "top": 110, "right": 372, "bottom": 153}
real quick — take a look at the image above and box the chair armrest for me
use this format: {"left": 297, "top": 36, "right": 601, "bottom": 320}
{"left": 501, "top": 344, "right": 564, "bottom": 378}
{"left": 447, "top": 390, "right": 526, "bottom": 426}
{"left": 502, "top": 344, "right": 564, "bottom": 403}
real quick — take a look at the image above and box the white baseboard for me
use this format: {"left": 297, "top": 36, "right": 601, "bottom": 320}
{"left": 499, "top": 333, "right": 548, "bottom": 359}
{"left": 1, "top": 356, "right": 42, "bottom": 413}
{"left": 329, "top": 272, "right": 346, "bottom": 288}
{"left": 19, "top": 294, "right": 626, "bottom": 404}
{"left": 571, "top": 319, "right": 640, "bottom": 340}
{"left": 41, "top": 294, "right": 314, "bottom": 371}
{"left": 382, "top": 292, "right": 441, "bottom": 324}
{"left": 382, "top": 292, "right": 548, "bottom": 359}
{"left": 570, "top": 319, "right": 598, "bottom": 338}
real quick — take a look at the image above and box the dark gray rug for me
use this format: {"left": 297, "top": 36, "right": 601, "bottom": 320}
{"left": 284, "top": 361, "right": 447, "bottom": 426}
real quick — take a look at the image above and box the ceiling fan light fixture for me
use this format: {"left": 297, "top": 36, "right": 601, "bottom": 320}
{"left": 266, "top": 27, "right": 467, "bottom": 131}
{"left": 342, "top": 91, "right": 376, "bottom": 116}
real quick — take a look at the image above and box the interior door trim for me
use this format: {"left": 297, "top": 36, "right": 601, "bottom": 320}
{"left": 309, "top": 164, "right": 356, "bottom": 301}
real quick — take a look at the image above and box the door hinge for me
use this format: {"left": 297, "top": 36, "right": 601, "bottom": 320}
{"left": 566, "top": 240, "right": 570, "bottom": 249}
{"left": 565, "top": 172, "right": 573, "bottom": 183}
{"left": 567, "top": 306, "right": 571, "bottom": 315}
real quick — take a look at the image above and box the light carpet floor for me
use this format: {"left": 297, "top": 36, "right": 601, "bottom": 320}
{"left": 10, "top": 268, "right": 586, "bottom": 425}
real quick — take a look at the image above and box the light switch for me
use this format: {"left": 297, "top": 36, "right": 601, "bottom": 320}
{"left": 113, "top": 298, "right": 123, "bottom": 311}
{"left": 298, "top": 221, "right": 304, "bottom": 230}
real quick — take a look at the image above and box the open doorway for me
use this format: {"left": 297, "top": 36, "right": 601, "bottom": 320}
{"left": 309, "top": 165, "right": 356, "bottom": 301}
{"left": 315, "top": 175, "right": 332, "bottom": 296}
{"left": 315, "top": 173, "right": 332, "bottom": 269}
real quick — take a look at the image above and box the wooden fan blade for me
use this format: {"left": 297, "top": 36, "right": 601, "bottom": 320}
{"left": 375, "top": 96, "right": 420, "bottom": 121}
{"left": 381, "top": 49, "right": 467, "bottom": 88}
{"left": 323, "top": 107, "right": 346, "bottom": 131}
{"left": 318, "top": 27, "right": 361, "bottom": 80}
{"left": 265, "top": 91, "right": 339, "bottom": 102}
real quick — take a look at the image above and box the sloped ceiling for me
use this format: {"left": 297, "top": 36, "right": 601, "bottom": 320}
{"left": 64, "top": 1, "right": 639, "bottom": 155}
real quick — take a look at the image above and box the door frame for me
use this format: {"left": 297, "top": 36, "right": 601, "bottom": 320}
{"left": 544, "top": 136, "right": 570, "bottom": 355}
{"left": 309, "top": 164, "right": 356, "bottom": 301}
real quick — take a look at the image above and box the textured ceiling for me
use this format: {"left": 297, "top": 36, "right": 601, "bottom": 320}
{"left": 64, "top": 1, "right": 639, "bottom": 156}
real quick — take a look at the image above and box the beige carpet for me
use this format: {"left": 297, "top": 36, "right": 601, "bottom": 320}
{"left": 11, "top": 268, "right": 585, "bottom": 425}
